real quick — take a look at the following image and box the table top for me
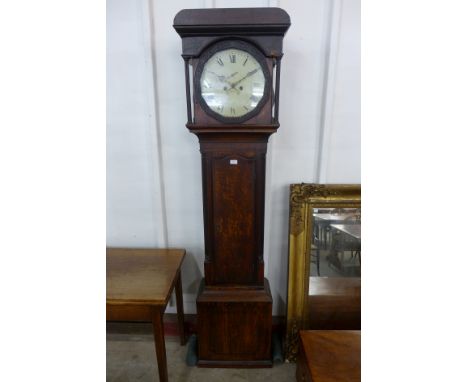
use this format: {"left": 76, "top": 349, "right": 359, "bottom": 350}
{"left": 106, "top": 248, "right": 186, "bottom": 306}
{"left": 314, "top": 213, "right": 357, "bottom": 222}
{"left": 309, "top": 276, "right": 361, "bottom": 297}
{"left": 300, "top": 330, "right": 360, "bottom": 382}
{"left": 330, "top": 223, "right": 361, "bottom": 239}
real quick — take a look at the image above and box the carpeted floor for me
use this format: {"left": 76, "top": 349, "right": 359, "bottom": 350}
{"left": 107, "top": 327, "right": 295, "bottom": 382}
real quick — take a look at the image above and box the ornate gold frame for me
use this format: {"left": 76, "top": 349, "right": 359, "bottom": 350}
{"left": 285, "top": 183, "right": 361, "bottom": 361}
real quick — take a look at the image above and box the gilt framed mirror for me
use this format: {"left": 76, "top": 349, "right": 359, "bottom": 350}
{"left": 285, "top": 184, "right": 361, "bottom": 361}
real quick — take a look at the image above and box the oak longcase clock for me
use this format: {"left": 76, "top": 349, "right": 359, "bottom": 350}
{"left": 174, "top": 7, "right": 290, "bottom": 367}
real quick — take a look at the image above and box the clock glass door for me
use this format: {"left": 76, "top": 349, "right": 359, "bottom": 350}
{"left": 195, "top": 40, "right": 271, "bottom": 124}
{"left": 200, "top": 48, "right": 266, "bottom": 118}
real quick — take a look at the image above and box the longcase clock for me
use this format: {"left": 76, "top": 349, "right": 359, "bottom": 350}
{"left": 174, "top": 8, "right": 290, "bottom": 367}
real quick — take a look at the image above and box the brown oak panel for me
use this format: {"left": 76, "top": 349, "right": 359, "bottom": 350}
{"left": 308, "top": 277, "right": 361, "bottom": 330}
{"left": 106, "top": 248, "right": 185, "bottom": 305}
{"left": 212, "top": 156, "right": 256, "bottom": 284}
{"left": 297, "top": 330, "right": 360, "bottom": 382}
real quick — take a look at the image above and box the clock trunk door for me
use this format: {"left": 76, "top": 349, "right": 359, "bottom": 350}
{"left": 212, "top": 155, "right": 256, "bottom": 284}
{"left": 201, "top": 141, "right": 266, "bottom": 286}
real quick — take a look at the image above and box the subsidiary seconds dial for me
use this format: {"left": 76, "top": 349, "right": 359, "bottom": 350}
{"left": 199, "top": 48, "right": 267, "bottom": 119}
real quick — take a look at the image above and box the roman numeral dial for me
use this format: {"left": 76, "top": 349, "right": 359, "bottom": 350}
{"left": 200, "top": 47, "right": 266, "bottom": 119}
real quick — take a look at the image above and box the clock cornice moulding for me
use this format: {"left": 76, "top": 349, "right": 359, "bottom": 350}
{"left": 173, "top": 8, "right": 290, "bottom": 36}
{"left": 173, "top": 8, "right": 290, "bottom": 58}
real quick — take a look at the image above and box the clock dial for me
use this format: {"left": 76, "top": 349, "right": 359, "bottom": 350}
{"left": 200, "top": 48, "right": 266, "bottom": 118}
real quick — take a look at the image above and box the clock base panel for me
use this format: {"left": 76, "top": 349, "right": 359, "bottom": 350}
{"left": 196, "top": 278, "right": 273, "bottom": 367}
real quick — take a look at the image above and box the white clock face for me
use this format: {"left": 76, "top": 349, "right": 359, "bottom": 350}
{"left": 200, "top": 48, "right": 266, "bottom": 118}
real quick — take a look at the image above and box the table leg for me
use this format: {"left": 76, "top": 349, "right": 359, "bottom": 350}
{"left": 175, "top": 271, "right": 186, "bottom": 345}
{"left": 152, "top": 308, "right": 168, "bottom": 382}
{"left": 317, "top": 247, "right": 320, "bottom": 276}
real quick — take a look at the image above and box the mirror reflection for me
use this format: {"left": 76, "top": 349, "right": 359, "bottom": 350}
{"left": 310, "top": 208, "right": 361, "bottom": 278}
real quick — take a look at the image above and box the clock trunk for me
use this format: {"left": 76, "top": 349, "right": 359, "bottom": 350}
{"left": 200, "top": 138, "right": 268, "bottom": 286}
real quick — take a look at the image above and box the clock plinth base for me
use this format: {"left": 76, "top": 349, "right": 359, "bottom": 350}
{"left": 196, "top": 278, "right": 273, "bottom": 368}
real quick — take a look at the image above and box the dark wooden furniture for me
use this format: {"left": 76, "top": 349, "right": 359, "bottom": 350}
{"left": 174, "top": 8, "right": 290, "bottom": 367}
{"left": 106, "top": 248, "right": 186, "bottom": 382}
{"left": 308, "top": 277, "right": 361, "bottom": 330}
{"left": 296, "top": 330, "right": 361, "bottom": 382}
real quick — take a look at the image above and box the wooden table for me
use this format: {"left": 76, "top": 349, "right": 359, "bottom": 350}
{"left": 327, "top": 224, "right": 361, "bottom": 273}
{"left": 329, "top": 223, "right": 361, "bottom": 240}
{"left": 297, "top": 330, "right": 360, "bottom": 382}
{"left": 106, "top": 248, "right": 186, "bottom": 382}
{"left": 314, "top": 213, "right": 357, "bottom": 222}
{"left": 313, "top": 214, "right": 359, "bottom": 249}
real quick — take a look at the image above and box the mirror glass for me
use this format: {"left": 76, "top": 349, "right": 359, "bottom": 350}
{"left": 310, "top": 208, "right": 361, "bottom": 278}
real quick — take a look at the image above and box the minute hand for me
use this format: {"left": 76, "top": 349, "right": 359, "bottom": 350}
{"left": 231, "top": 68, "right": 259, "bottom": 88}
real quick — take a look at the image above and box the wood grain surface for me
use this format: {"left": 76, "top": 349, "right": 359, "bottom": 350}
{"left": 297, "top": 330, "right": 360, "bottom": 382}
{"left": 106, "top": 248, "right": 185, "bottom": 306}
{"left": 308, "top": 277, "right": 361, "bottom": 330}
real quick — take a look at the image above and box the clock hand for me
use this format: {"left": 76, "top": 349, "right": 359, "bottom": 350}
{"left": 207, "top": 70, "right": 226, "bottom": 81}
{"left": 207, "top": 71, "right": 238, "bottom": 82}
{"left": 220, "top": 80, "right": 240, "bottom": 94}
{"left": 231, "top": 68, "right": 259, "bottom": 88}
{"left": 227, "top": 86, "right": 240, "bottom": 94}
